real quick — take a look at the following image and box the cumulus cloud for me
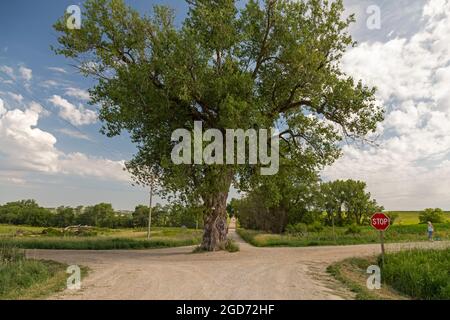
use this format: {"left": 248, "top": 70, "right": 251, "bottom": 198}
{"left": 49, "top": 95, "right": 97, "bottom": 126}
{"left": 7, "top": 92, "right": 24, "bottom": 103}
{"left": 0, "top": 98, "right": 5, "bottom": 116}
{"left": 0, "top": 65, "right": 14, "bottom": 79}
{"left": 323, "top": 0, "right": 450, "bottom": 209}
{"left": 19, "top": 66, "right": 32, "bottom": 81}
{"left": 65, "top": 87, "right": 90, "bottom": 101}
{"left": 0, "top": 99, "right": 128, "bottom": 182}
{"left": 0, "top": 101, "right": 59, "bottom": 172}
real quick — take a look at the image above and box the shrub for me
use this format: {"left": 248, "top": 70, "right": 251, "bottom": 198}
{"left": 285, "top": 223, "right": 308, "bottom": 236}
{"left": 41, "top": 228, "right": 64, "bottom": 237}
{"left": 345, "top": 224, "right": 361, "bottom": 235}
{"left": 223, "top": 239, "right": 240, "bottom": 252}
{"left": 0, "top": 245, "right": 25, "bottom": 264}
{"left": 307, "top": 221, "right": 324, "bottom": 232}
{"left": 419, "top": 208, "right": 445, "bottom": 224}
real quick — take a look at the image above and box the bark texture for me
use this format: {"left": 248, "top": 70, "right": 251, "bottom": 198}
{"left": 201, "top": 191, "right": 229, "bottom": 251}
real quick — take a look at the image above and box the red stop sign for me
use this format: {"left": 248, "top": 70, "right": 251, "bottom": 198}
{"left": 371, "top": 213, "right": 390, "bottom": 231}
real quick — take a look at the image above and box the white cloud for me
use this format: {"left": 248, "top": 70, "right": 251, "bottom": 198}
{"left": 19, "top": 66, "right": 32, "bottom": 81}
{"left": 0, "top": 100, "right": 129, "bottom": 182}
{"left": 0, "top": 101, "right": 59, "bottom": 172}
{"left": 324, "top": 0, "right": 450, "bottom": 210}
{"left": 6, "top": 92, "right": 24, "bottom": 103}
{"left": 0, "top": 98, "right": 5, "bottom": 116}
{"left": 56, "top": 128, "right": 92, "bottom": 141}
{"left": 65, "top": 87, "right": 90, "bottom": 101}
{"left": 48, "top": 95, "right": 97, "bottom": 126}
{"left": 48, "top": 67, "right": 67, "bottom": 74}
{"left": 59, "top": 153, "right": 128, "bottom": 182}
{"left": 0, "top": 65, "right": 14, "bottom": 79}
{"left": 40, "top": 80, "right": 59, "bottom": 88}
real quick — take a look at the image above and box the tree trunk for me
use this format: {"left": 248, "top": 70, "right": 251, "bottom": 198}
{"left": 201, "top": 191, "right": 229, "bottom": 251}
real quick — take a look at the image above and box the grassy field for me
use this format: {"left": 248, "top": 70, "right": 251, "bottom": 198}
{"left": 0, "top": 225, "right": 203, "bottom": 250}
{"left": 237, "top": 223, "right": 450, "bottom": 247}
{"left": 381, "top": 248, "right": 450, "bottom": 299}
{"left": 0, "top": 245, "right": 79, "bottom": 299}
{"left": 328, "top": 248, "right": 450, "bottom": 300}
{"left": 327, "top": 257, "right": 407, "bottom": 300}
{"left": 390, "top": 211, "right": 450, "bottom": 225}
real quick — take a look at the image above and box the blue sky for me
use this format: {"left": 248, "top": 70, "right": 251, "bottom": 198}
{"left": 1, "top": 0, "right": 450, "bottom": 210}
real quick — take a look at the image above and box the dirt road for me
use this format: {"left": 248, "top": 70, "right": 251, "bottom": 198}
{"left": 28, "top": 222, "right": 449, "bottom": 300}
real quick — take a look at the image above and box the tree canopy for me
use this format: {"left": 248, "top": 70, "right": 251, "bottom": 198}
{"left": 53, "top": 0, "right": 384, "bottom": 250}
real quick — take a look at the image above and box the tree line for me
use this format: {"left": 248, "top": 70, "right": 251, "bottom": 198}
{"left": 0, "top": 200, "right": 203, "bottom": 229}
{"left": 231, "top": 179, "right": 384, "bottom": 233}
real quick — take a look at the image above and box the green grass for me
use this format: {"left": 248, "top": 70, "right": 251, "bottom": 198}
{"left": 237, "top": 223, "right": 450, "bottom": 247}
{"left": 0, "top": 245, "right": 81, "bottom": 299}
{"left": 381, "top": 248, "right": 450, "bottom": 299}
{"left": 327, "top": 257, "right": 408, "bottom": 300}
{"left": 328, "top": 249, "right": 450, "bottom": 300}
{"left": 192, "top": 239, "right": 240, "bottom": 253}
{"left": 390, "top": 211, "right": 450, "bottom": 225}
{"left": 0, "top": 225, "right": 203, "bottom": 250}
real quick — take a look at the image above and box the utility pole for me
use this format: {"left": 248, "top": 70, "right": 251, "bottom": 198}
{"left": 147, "top": 177, "right": 154, "bottom": 240}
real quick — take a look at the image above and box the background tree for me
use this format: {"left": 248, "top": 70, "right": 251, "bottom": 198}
{"left": 419, "top": 208, "right": 445, "bottom": 224}
{"left": 53, "top": 206, "right": 75, "bottom": 227}
{"left": 132, "top": 205, "right": 149, "bottom": 228}
{"left": 342, "top": 180, "right": 383, "bottom": 225}
{"left": 53, "top": 0, "right": 383, "bottom": 250}
{"left": 235, "top": 164, "right": 319, "bottom": 232}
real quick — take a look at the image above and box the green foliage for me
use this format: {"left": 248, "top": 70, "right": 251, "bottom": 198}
{"left": 285, "top": 223, "right": 308, "bottom": 236}
{"left": 234, "top": 167, "right": 320, "bottom": 233}
{"left": 419, "top": 208, "right": 445, "bottom": 224}
{"left": 345, "top": 224, "right": 361, "bottom": 235}
{"left": 0, "top": 244, "right": 25, "bottom": 264}
{"left": 0, "top": 200, "right": 53, "bottom": 227}
{"left": 318, "top": 180, "right": 383, "bottom": 226}
{"left": 0, "top": 244, "right": 69, "bottom": 299}
{"left": 222, "top": 239, "right": 240, "bottom": 253}
{"left": 327, "top": 257, "right": 407, "bottom": 300}
{"left": 52, "top": 0, "right": 384, "bottom": 248}
{"left": 0, "top": 226, "right": 203, "bottom": 250}
{"left": 41, "top": 228, "right": 64, "bottom": 237}
{"left": 307, "top": 221, "right": 324, "bottom": 233}
{"left": 132, "top": 203, "right": 204, "bottom": 229}
{"left": 381, "top": 249, "right": 450, "bottom": 299}
{"left": 237, "top": 222, "right": 450, "bottom": 247}
{"left": 0, "top": 200, "right": 133, "bottom": 229}
{"left": 235, "top": 178, "right": 383, "bottom": 232}
{"left": 2, "top": 237, "right": 200, "bottom": 250}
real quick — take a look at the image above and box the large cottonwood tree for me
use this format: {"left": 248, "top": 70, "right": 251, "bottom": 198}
{"left": 53, "top": 0, "right": 383, "bottom": 250}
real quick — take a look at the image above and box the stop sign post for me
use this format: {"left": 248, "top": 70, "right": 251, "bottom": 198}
{"left": 371, "top": 213, "right": 391, "bottom": 264}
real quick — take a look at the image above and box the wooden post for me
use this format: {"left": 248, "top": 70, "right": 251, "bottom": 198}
{"left": 147, "top": 181, "right": 153, "bottom": 240}
{"left": 380, "top": 230, "right": 385, "bottom": 265}
{"left": 332, "top": 214, "right": 337, "bottom": 244}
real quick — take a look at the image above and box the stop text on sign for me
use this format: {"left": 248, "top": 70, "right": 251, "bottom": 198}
{"left": 370, "top": 213, "right": 390, "bottom": 231}
{"left": 373, "top": 218, "right": 389, "bottom": 225}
